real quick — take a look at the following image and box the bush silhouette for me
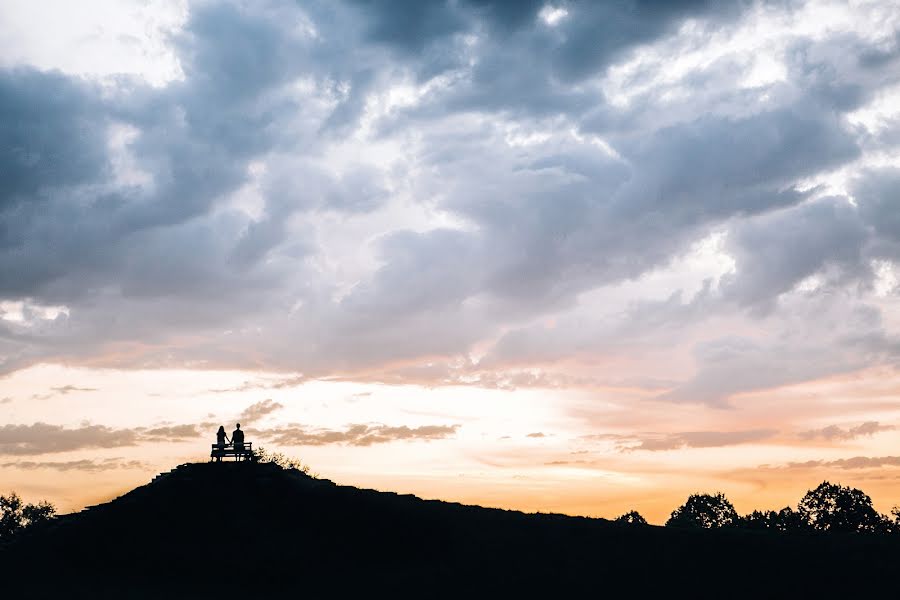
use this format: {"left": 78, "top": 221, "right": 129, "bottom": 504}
{"left": 614, "top": 510, "right": 648, "bottom": 525}
{"left": 797, "top": 481, "right": 889, "bottom": 533}
{"left": 0, "top": 492, "right": 55, "bottom": 539}
{"left": 666, "top": 492, "right": 738, "bottom": 529}
{"left": 252, "top": 446, "right": 317, "bottom": 477}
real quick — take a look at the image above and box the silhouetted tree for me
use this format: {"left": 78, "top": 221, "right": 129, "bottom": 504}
{"left": 797, "top": 481, "right": 889, "bottom": 533}
{"left": 740, "top": 507, "right": 806, "bottom": 532}
{"left": 0, "top": 492, "right": 55, "bottom": 539}
{"left": 666, "top": 492, "right": 738, "bottom": 529}
{"left": 889, "top": 506, "right": 900, "bottom": 534}
{"left": 615, "top": 510, "right": 648, "bottom": 525}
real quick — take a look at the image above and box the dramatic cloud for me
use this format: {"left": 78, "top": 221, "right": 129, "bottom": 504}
{"left": 258, "top": 423, "right": 460, "bottom": 447}
{"left": 0, "top": 0, "right": 899, "bottom": 404}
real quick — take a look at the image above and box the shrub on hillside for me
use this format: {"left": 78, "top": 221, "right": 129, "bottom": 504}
{"left": 253, "top": 447, "right": 318, "bottom": 477}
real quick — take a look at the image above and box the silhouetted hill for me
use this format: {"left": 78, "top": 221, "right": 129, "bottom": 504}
{"left": 3, "top": 462, "right": 899, "bottom": 597}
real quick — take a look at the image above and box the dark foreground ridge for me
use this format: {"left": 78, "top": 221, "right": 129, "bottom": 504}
{"left": 3, "top": 462, "right": 900, "bottom": 597}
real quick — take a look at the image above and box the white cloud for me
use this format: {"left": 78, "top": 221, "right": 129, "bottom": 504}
{"left": 0, "top": 0, "right": 187, "bottom": 86}
{"left": 538, "top": 5, "right": 568, "bottom": 27}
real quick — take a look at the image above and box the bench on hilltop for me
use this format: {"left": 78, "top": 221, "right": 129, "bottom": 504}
{"left": 210, "top": 442, "right": 256, "bottom": 462}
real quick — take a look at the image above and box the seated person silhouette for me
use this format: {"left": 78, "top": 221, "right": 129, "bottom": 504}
{"left": 232, "top": 423, "right": 245, "bottom": 452}
{"left": 213, "top": 426, "right": 230, "bottom": 462}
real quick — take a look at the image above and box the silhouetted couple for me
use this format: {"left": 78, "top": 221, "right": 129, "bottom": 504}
{"left": 214, "top": 424, "right": 244, "bottom": 456}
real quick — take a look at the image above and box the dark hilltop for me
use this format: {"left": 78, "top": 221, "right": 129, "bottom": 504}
{"left": 3, "top": 461, "right": 900, "bottom": 597}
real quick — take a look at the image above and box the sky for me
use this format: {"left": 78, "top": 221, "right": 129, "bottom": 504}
{"left": 1, "top": 0, "right": 899, "bottom": 524}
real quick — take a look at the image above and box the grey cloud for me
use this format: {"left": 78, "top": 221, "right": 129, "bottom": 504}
{"left": 548, "top": 1, "right": 741, "bottom": 83}
{"left": 320, "top": 165, "right": 389, "bottom": 213}
{"left": 855, "top": 167, "right": 900, "bottom": 259}
{"left": 335, "top": 360, "right": 635, "bottom": 391}
{"left": 0, "top": 69, "right": 111, "bottom": 297}
{"left": 619, "top": 429, "right": 778, "bottom": 452}
{"left": 209, "top": 375, "right": 306, "bottom": 394}
{"left": 258, "top": 423, "right": 460, "bottom": 447}
{"left": 347, "top": 0, "right": 725, "bottom": 71}
{"left": 377, "top": 0, "right": 742, "bottom": 116}
{"left": 399, "top": 105, "right": 860, "bottom": 328}
{"left": 478, "top": 286, "right": 717, "bottom": 370}
{"left": 799, "top": 421, "right": 894, "bottom": 442}
{"left": 0, "top": 458, "right": 149, "bottom": 472}
{"left": 238, "top": 399, "right": 284, "bottom": 424}
{"left": 0, "top": 0, "right": 406, "bottom": 375}
{"left": 787, "top": 29, "right": 900, "bottom": 113}
{"left": 326, "top": 10, "right": 884, "bottom": 378}
{"left": 0, "top": 423, "right": 139, "bottom": 455}
{"left": 659, "top": 291, "right": 895, "bottom": 406}
{"left": 601, "top": 110, "right": 857, "bottom": 252}
{"left": 136, "top": 425, "right": 202, "bottom": 441}
{"left": 0, "top": 0, "right": 328, "bottom": 301}
{"left": 722, "top": 198, "right": 868, "bottom": 311}
{"left": 0, "top": 0, "right": 897, "bottom": 394}
{"left": 50, "top": 385, "right": 98, "bottom": 395}
{"left": 347, "top": 0, "right": 467, "bottom": 56}
{"left": 0, "top": 422, "right": 204, "bottom": 455}
{"left": 777, "top": 456, "right": 900, "bottom": 470}
{"left": 340, "top": 228, "right": 483, "bottom": 317}
{"left": 660, "top": 337, "right": 841, "bottom": 406}
{"left": 30, "top": 385, "right": 98, "bottom": 400}
{"left": 0, "top": 69, "right": 108, "bottom": 206}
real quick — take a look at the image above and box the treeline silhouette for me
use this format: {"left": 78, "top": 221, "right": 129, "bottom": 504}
{"left": 616, "top": 481, "right": 900, "bottom": 533}
{"left": 8, "top": 474, "right": 895, "bottom": 539}
{"left": 4, "top": 462, "right": 900, "bottom": 596}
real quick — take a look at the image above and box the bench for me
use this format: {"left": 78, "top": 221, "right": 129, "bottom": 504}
{"left": 210, "top": 442, "right": 256, "bottom": 462}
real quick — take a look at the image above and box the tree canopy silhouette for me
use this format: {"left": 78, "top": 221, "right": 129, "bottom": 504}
{"left": 0, "top": 492, "right": 55, "bottom": 539}
{"left": 666, "top": 492, "right": 738, "bottom": 529}
{"left": 614, "top": 510, "right": 648, "bottom": 525}
{"left": 797, "top": 481, "right": 888, "bottom": 533}
{"left": 740, "top": 507, "right": 806, "bottom": 532}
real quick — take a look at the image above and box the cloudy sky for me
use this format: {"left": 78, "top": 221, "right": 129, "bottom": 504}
{"left": 1, "top": 0, "right": 900, "bottom": 523}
